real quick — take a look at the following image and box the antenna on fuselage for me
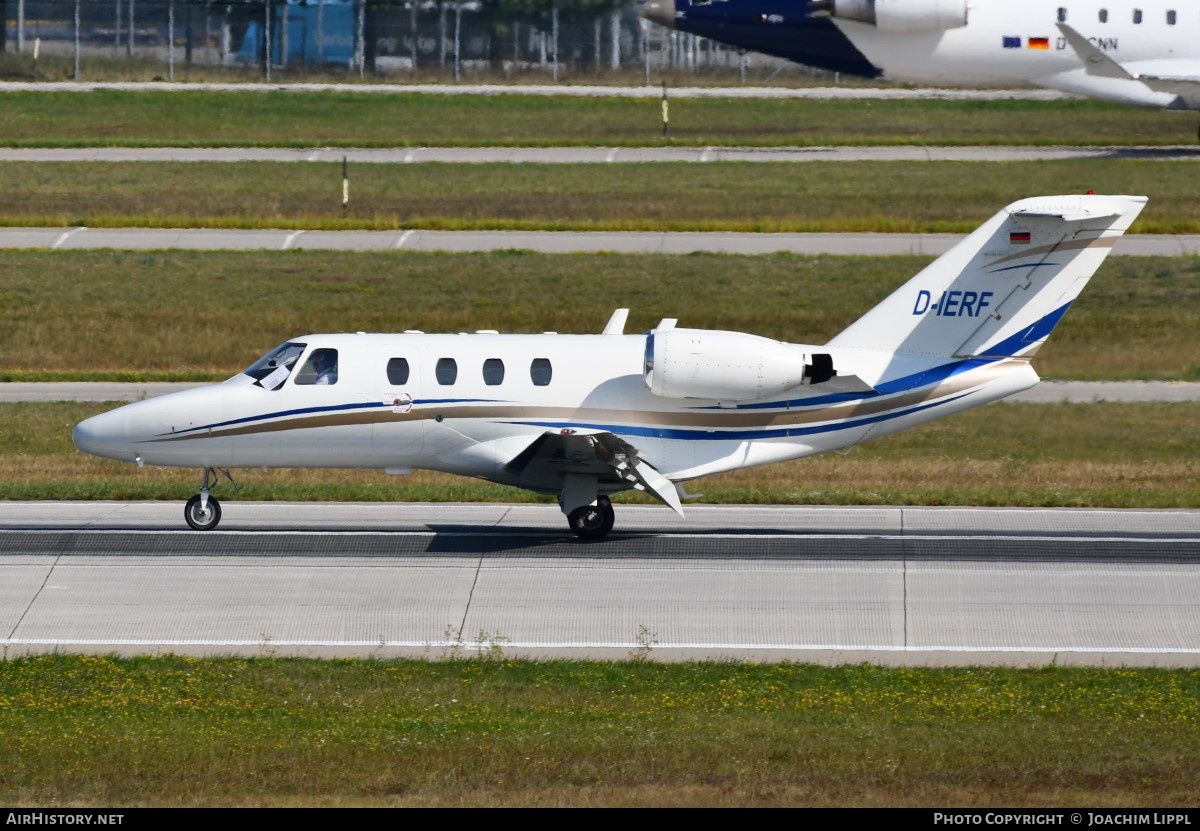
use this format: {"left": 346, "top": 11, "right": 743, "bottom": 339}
{"left": 602, "top": 308, "right": 630, "bottom": 335}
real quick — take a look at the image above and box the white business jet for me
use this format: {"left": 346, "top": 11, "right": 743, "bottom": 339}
{"left": 641, "top": 0, "right": 1200, "bottom": 114}
{"left": 73, "top": 194, "right": 1145, "bottom": 539}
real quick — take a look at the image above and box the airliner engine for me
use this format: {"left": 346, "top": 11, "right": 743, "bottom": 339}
{"left": 810, "top": 0, "right": 967, "bottom": 31}
{"left": 643, "top": 327, "right": 836, "bottom": 402}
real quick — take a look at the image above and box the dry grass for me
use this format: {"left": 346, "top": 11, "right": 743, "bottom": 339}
{"left": 0, "top": 250, "right": 1196, "bottom": 381}
{"left": 0, "top": 88, "right": 1193, "bottom": 147}
{"left": 5, "top": 159, "right": 1200, "bottom": 233}
{"left": 5, "top": 401, "right": 1196, "bottom": 507}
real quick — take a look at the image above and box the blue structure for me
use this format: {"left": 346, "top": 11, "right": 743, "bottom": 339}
{"left": 239, "top": 1, "right": 356, "bottom": 67}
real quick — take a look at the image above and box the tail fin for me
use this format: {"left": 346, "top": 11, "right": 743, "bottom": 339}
{"left": 827, "top": 194, "right": 1147, "bottom": 358}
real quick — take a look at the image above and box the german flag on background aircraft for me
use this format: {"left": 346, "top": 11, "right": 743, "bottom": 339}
{"left": 1028, "top": 37, "right": 1050, "bottom": 49}
{"left": 1010, "top": 231, "right": 1031, "bottom": 244}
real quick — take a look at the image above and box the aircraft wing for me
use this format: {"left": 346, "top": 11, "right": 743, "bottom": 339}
{"left": 504, "top": 430, "right": 684, "bottom": 516}
{"left": 1136, "top": 75, "right": 1200, "bottom": 108}
{"left": 1057, "top": 23, "right": 1200, "bottom": 109}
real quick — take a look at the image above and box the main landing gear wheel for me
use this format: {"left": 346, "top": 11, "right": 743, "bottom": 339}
{"left": 184, "top": 494, "right": 222, "bottom": 531}
{"left": 567, "top": 496, "right": 615, "bottom": 540}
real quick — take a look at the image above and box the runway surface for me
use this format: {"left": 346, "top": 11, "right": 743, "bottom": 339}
{"left": 2, "top": 502, "right": 1198, "bottom": 665}
{"left": 3, "top": 226, "right": 1197, "bottom": 255}
{"left": 0, "top": 81, "right": 1076, "bottom": 100}
{"left": 3, "top": 380, "right": 1198, "bottom": 403}
{"left": 5, "top": 146, "right": 1196, "bottom": 163}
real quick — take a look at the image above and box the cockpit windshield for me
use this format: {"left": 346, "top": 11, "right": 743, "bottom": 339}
{"left": 243, "top": 342, "right": 307, "bottom": 390}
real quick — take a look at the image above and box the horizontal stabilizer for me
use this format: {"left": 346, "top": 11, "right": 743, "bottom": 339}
{"left": 1012, "top": 208, "right": 1118, "bottom": 222}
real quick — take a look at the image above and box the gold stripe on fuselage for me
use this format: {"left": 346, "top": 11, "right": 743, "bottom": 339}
{"left": 143, "top": 361, "right": 1023, "bottom": 443}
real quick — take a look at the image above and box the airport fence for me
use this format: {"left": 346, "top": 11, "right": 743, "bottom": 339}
{"left": 0, "top": 0, "right": 808, "bottom": 84}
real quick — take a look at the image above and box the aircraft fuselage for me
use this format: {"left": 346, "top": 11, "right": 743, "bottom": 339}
{"left": 643, "top": 0, "right": 1200, "bottom": 110}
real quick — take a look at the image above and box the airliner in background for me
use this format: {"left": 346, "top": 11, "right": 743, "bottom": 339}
{"left": 74, "top": 194, "right": 1146, "bottom": 539}
{"left": 640, "top": 0, "right": 1200, "bottom": 120}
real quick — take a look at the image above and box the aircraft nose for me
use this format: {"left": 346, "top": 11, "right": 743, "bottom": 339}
{"left": 638, "top": 0, "right": 677, "bottom": 28}
{"left": 73, "top": 407, "right": 132, "bottom": 462}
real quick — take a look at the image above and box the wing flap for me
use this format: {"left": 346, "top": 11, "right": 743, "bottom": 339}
{"left": 504, "top": 429, "right": 685, "bottom": 516}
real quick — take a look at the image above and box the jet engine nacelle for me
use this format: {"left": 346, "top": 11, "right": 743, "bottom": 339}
{"left": 643, "top": 328, "right": 834, "bottom": 402}
{"left": 814, "top": 0, "right": 967, "bottom": 32}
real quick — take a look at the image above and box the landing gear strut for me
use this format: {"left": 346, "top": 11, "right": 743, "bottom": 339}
{"left": 567, "top": 496, "right": 615, "bottom": 540}
{"left": 184, "top": 468, "right": 230, "bottom": 531}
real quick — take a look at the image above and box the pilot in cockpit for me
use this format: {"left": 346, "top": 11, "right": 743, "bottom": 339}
{"left": 305, "top": 349, "right": 339, "bottom": 386}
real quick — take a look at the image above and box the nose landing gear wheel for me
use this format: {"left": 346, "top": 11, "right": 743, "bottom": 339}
{"left": 567, "top": 496, "right": 614, "bottom": 540}
{"left": 184, "top": 494, "right": 222, "bottom": 531}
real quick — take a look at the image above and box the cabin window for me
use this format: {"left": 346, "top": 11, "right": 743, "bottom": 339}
{"left": 1132, "top": 9, "right": 1142, "bottom": 23}
{"left": 482, "top": 358, "right": 505, "bottom": 386}
{"left": 386, "top": 357, "right": 410, "bottom": 385}
{"left": 293, "top": 348, "right": 339, "bottom": 386}
{"left": 244, "top": 341, "right": 307, "bottom": 390}
{"left": 1098, "top": 8, "right": 1108, "bottom": 22}
{"left": 1167, "top": 9, "right": 1176, "bottom": 24}
{"left": 530, "top": 358, "right": 553, "bottom": 386}
{"left": 1056, "top": 7, "right": 1067, "bottom": 22}
{"left": 436, "top": 358, "right": 458, "bottom": 385}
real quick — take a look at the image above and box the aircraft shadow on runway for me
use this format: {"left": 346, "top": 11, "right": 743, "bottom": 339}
{"left": 2, "top": 527, "right": 1197, "bottom": 564}
{"left": 1092, "top": 147, "right": 1200, "bottom": 161}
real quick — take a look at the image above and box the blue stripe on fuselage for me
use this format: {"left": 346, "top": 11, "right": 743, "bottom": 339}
{"left": 503, "top": 392, "right": 974, "bottom": 442}
{"left": 713, "top": 357, "right": 991, "bottom": 410}
{"left": 695, "top": 302, "right": 1071, "bottom": 412}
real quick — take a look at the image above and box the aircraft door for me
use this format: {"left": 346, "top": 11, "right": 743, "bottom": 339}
{"left": 374, "top": 352, "right": 426, "bottom": 459}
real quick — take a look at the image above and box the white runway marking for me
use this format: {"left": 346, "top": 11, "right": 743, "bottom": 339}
{"left": 50, "top": 226, "right": 83, "bottom": 249}
{"left": 4, "top": 639, "right": 1198, "bottom": 654}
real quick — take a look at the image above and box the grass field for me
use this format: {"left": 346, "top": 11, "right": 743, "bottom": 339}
{"left": 6, "top": 400, "right": 1196, "bottom": 507}
{"left": 2, "top": 654, "right": 1198, "bottom": 807}
{"left": 5, "top": 159, "right": 1200, "bottom": 233}
{"left": 0, "top": 90, "right": 1195, "bottom": 147}
{"left": 1, "top": 251, "right": 1196, "bottom": 381}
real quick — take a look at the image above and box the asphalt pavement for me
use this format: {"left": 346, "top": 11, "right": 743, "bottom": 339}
{"left": 3, "top": 502, "right": 1198, "bottom": 664}
{"left": 0, "top": 81, "right": 1077, "bottom": 99}
{"left": 4, "top": 145, "right": 1197, "bottom": 163}
{"left": 2, "top": 227, "right": 1196, "bottom": 255}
